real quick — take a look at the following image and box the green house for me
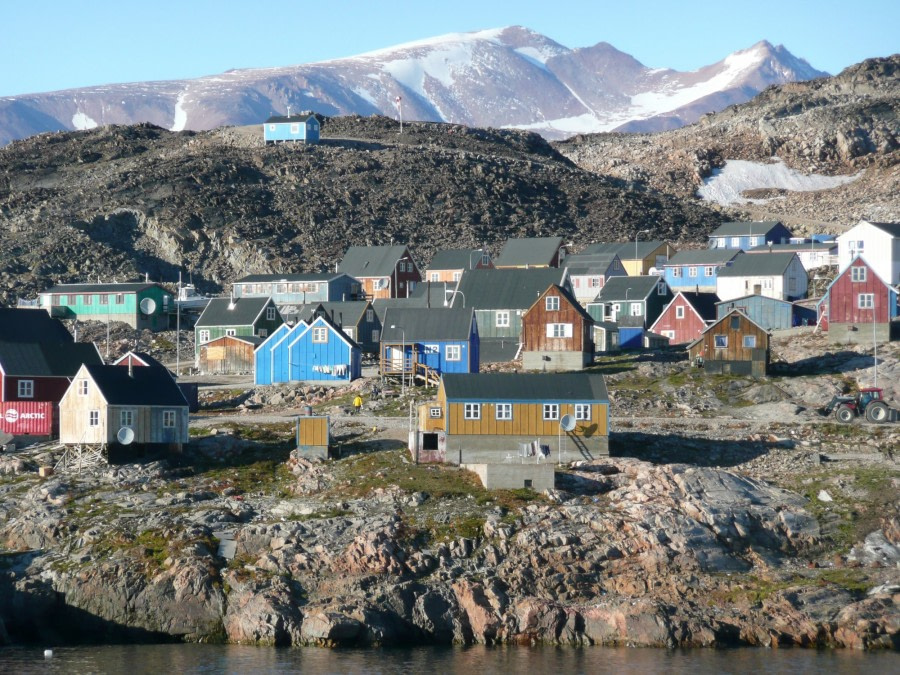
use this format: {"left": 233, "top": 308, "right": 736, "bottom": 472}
{"left": 39, "top": 282, "right": 173, "bottom": 331}
{"left": 194, "top": 297, "right": 284, "bottom": 356}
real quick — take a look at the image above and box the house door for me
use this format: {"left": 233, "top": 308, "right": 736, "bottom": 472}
{"left": 391, "top": 346, "right": 404, "bottom": 372}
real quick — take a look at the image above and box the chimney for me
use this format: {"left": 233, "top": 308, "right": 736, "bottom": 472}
{"left": 128, "top": 359, "right": 134, "bottom": 378}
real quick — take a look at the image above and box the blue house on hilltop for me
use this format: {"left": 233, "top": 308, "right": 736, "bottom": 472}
{"left": 263, "top": 113, "right": 320, "bottom": 145}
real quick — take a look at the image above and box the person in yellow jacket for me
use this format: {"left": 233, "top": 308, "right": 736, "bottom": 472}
{"left": 353, "top": 394, "right": 363, "bottom": 415}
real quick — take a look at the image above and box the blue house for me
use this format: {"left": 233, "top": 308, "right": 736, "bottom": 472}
{"left": 257, "top": 316, "right": 360, "bottom": 384}
{"left": 263, "top": 113, "right": 320, "bottom": 145}
{"left": 380, "top": 307, "right": 479, "bottom": 386}
{"left": 253, "top": 323, "right": 293, "bottom": 385}
{"left": 232, "top": 273, "right": 360, "bottom": 305}
{"left": 715, "top": 294, "right": 817, "bottom": 331}
{"left": 663, "top": 249, "right": 742, "bottom": 293}
{"left": 707, "top": 221, "right": 793, "bottom": 251}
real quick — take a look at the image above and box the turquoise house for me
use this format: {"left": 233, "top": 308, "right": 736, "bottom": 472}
{"left": 263, "top": 113, "right": 320, "bottom": 144}
{"left": 39, "top": 282, "right": 173, "bottom": 331}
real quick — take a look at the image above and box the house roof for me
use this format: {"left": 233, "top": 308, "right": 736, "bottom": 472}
{"left": 709, "top": 221, "right": 786, "bottom": 237}
{"left": 112, "top": 351, "right": 168, "bottom": 369}
{"left": 299, "top": 301, "right": 372, "bottom": 326}
{"left": 678, "top": 292, "right": 721, "bottom": 321}
{"left": 195, "top": 297, "right": 276, "bottom": 327}
{"left": 337, "top": 245, "right": 413, "bottom": 278}
{"left": 408, "top": 281, "right": 459, "bottom": 308}
{"left": 862, "top": 221, "right": 900, "bottom": 237}
{"left": 0, "top": 341, "right": 102, "bottom": 377}
{"left": 715, "top": 294, "right": 794, "bottom": 308}
{"left": 456, "top": 268, "right": 567, "bottom": 310}
{"left": 686, "top": 309, "right": 770, "bottom": 349}
{"left": 583, "top": 240, "right": 666, "bottom": 260}
{"left": 494, "top": 237, "right": 563, "bottom": 267}
{"left": 748, "top": 243, "right": 836, "bottom": 254}
{"left": 527, "top": 284, "right": 593, "bottom": 323}
{"left": 42, "top": 282, "right": 165, "bottom": 295}
{"left": 265, "top": 114, "right": 317, "bottom": 124}
{"left": 442, "top": 372, "right": 608, "bottom": 402}
{"left": 381, "top": 307, "right": 474, "bottom": 342}
{"left": 291, "top": 314, "right": 361, "bottom": 351}
{"left": 593, "top": 276, "right": 665, "bottom": 302}
{"left": 717, "top": 252, "right": 798, "bottom": 277}
{"left": 428, "top": 249, "right": 485, "bottom": 271}
{"left": 562, "top": 252, "right": 622, "bottom": 276}
{"left": 234, "top": 273, "right": 345, "bottom": 284}
{"left": 206, "top": 334, "right": 266, "bottom": 347}
{"left": 0, "top": 308, "right": 73, "bottom": 343}
{"left": 83, "top": 364, "right": 188, "bottom": 407}
{"left": 666, "top": 249, "right": 742, "bottom": 266}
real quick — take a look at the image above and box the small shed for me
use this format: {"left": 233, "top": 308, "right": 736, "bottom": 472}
{"left": 199, "top": 334, "right": 264, "bottom": 374}
{"left": 296, "top": 415, "right": 329, "bottom": 459}
{"left": 263, "top": 113, "right": 320, "bottom": 144}
{"left": 688, "top": 310, "right": 770, "bottom": 377}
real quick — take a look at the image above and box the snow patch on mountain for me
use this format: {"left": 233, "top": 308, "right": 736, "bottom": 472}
{"left": 72, "top": 112, "right": 97, "bottom": 130}
{"left": 697, "top": 158, "right": 863, "bottom": 205}
{"left": 171, "top": 92, "right": 188, "bottom": 132}
{"left": 382, "top": 42, "right": 473, "bottom": 99}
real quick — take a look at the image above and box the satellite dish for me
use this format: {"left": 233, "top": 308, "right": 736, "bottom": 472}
{"left": 116, "top": 426, "right": 135, "bottom": 445}
{"left": 139, "top": 298, "right": 157, "bottom": 315}
{"left": 560, "top": 414, "right": 576, "bottom": 432}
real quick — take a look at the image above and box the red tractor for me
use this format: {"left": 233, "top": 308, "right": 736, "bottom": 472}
{"left": 822, "top": 387, "right": 893, "bottom": 424}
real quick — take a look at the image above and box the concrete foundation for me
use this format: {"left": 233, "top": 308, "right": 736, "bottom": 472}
{"left": 296, "top": 445, "right": 328, "bottom": 460}
{"left": 462, "top": 462, "right": 555, "bottom": 491}
{"left": 522, "top": 350, "right": 591, "bottom": 371}
{"left": 445, "top": 432, "right": 608, "bottom": 465}
{"left": 827, "top": 322, "right": 892, "bottom": 345}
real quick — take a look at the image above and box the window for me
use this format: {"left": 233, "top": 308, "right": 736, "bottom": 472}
{"left": 851, "top": 266, "right": 867, "bottom": 282}
{"left": 266, "top": 307, "right": 276, "bottom": 321}
{"left": 259, "top": 329, "right": 268, "bottom": 338}
{"left": 120, "top": 410, "right": 134, "bottom": 428}
{"left": 429, "top": 406, "right": 442, "bottom": 418}
{"left": 453, "top": 272, "right": 462, "bottom": 282}
{"left": 343, "top": 328, "right": 354, "bottom": 340}
{"left": 590, "top": 277, "right": 601, "bottom": 288}
{"left": 163, "top": 410, "right": 176, "bottom": 428}
{"left": 59, "top": 294, "right": 69, "bottom": 305}
{"left": 115, "top": 294, "right": 124, "bottom": 304}
{"left": 750, "top": 236, "right": 760, "bottom": 247}
{"left": 17, "top": 380, "right": 34, "bottom": 398}
{"left": 366, "top": 309, "right": 374, "bottom": 322}
{"left": 495, "top": 403, "right": 512, "bottom": 421}
{"left": 198, "top": 329, "right": 210, "bottom": 344}
{"left": 730, "top": 315, "right": 740, "bottom": 330}
{"left": 423, "top": 344, "right": 439, "bottom": 354}
{"left": 496, "top": 311, "right": 510, "bottom": 328}
{"left": 849, "top": 240, "right": 865, "bottom": 253}
{"left": 657, "top": 282, "right": 667, "bottom": 295}
{"left": 731, "top": 237, "right": 741, "bottom": 247}
{"left": 99, "top": 295, "right": 108, "bottom": 305}
{"left": 743, "top": 335, "right": 757, "bottom": 348}
{"left": 543, "top": 404, "right": 559, "bottom": 420}
{"left": 446, "top": 344, "right": 461, "bottom": 361}
{"left": 78, "top": 379, "right": 88, "bottom": 396}
{"left": 630, "top": 302, "right": 642, "bottom": 316}
{"left": 714, "top": 335, "right": 728, "bottom": 348}
{"left": 705, "top": 266, "right": 715, "bottom": 277}
{"left": 397, "top": 262, "right": 406, "bottom": 273}
{"left": 429, "top": 272, "right": 439, "bottom": 282}
{"left": 688, "top": 266, "right": 697, "bottom": 278}
{"left": 290, "top": 123, "right": 300, "bottom": 134}
{"left": 312, "top": 327, "right": 328, "bottom": 343}
{"left": 675, "top": 306, "right": 685, "bottom": 319}
{"left": 372, "top": 329, "right": 380, "bottom": 343}
{"left": 481, "top": 253, "right": 491, "bottom": 266}
{"left": 672, "top": 267, "right": 682, "bottom": 278}
{"left": 89, "top": 410, "right": 99, "bottom": 427}
{"left": 574, "top": 404, "right": 591, "bottom": 421}
{"left": 545, "top": 296, "right": 560, "bottom": 311}
{"left": 858, "top": 293, "right": 874, "bottom": 309}
{"left": 225, "top": 328, "right": 236, "bottom": 337}
{"left": 82, "top": 294, "right": 92, "bottom": 305}
{"left": 547, "top": 323, "right": 573, "bottom": 338}
{"left": 463, "top": 403, "right": 480, "bottom": 420}
{"left": 661, "top": 330, "right": 675, "bottom": 339}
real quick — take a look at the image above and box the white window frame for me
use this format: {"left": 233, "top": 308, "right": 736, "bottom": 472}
{"left": 429, "top": 272, "right": 439, "bottom": 282}
{"left": 743, "top": 335, "right": 757, "bottom": 348}
{"left": 705, "top": 266, "right": 715, "bottom": 277}
{"left": 198, "top": 329, "right": 210, "bottom": 344}
{"left": 543, "top": 404, "right": 559, "bottom": 421}
{"left": 371, "top": 329, "right": 380, "bottom": 343}
{"left": 225, "top": 328, "right": 237, "bottom": 337}
{"left": 266, "top": 307, "right": 276, "bottom": 321}
{"left": 675, "top": 306, "right": 685, "bottom": 319}
{"left": 545, "top": 296, "right": 560, "bottom": 311}
{"left": 89, "top": 410, "right": 100, "bottom": 427}
{"left": 463, "top": 403, "right": 480, "bottom": 420}
{"left": 657, "top": 282, "right": 667, "bottom": 295}
{"left": 312, "top": 327, "right": 328, "bottom": 343}
{"left": 446, "top": 344, "right": 461, "bottom": 361}
{"left": 120, "top": 409, "right": 134, "bottom": 428}
{"left": 496, "top": 311, "right": 510, "bottom": 328}
{"left": 452, "top": 272, "right": 462, "bottom": 282}
{"left": 851, "top": 266, "right": 867, "bottom": 282}
{"left": 574, "top": 404, "right": 591, "bottom": 421}
{"left": 17, "top": 380, "right": 34, "bottom": 398}
{"left": 429, "top": 406, "right": 442, "bottom": 419}
{"left": 495, "top": 403, "right": 512, "bottom": 421}
{"left": 857, "top": 293, "right": 874, "bottom": 309}
{"left": 671, "top": 267, "right": 682, "bottom": 278}
{"left": 714, "top": 334, "right": 728, "bottom": 348}
{"left": 547, "top": 323, "right": 573, "bottom": 338}
{"left": 290, "top": 123, "right": 300, "bottom": 134}
{"left": 366, "top": 309, "right": 374, "bottom": 322}
{"left": 731, "top": 237, "right": 741, "bottom": 247}
{"left": 343, "top": 327, "right": 354, "bottom": 340}
{"left": 163, "top": 410, "right": 176, "bottom": 428}
{"left": 630, "top": 302, "right": 642, "bottom": 316}
{"left": 688, "top": 266, "right": 697, "bottom": 278}
{"left": 590, "top": 277, "right": 601, "bottom": 288}
{"left": 78, "top": 379, "right": 89, "bottom": 396}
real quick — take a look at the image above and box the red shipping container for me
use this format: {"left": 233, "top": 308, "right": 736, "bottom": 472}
{"left": 0, "top": 401, "right": 53, "bottom": 436}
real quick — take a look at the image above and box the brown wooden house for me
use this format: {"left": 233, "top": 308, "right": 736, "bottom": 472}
{"left": 521, "top": 284, "right": 594, "bottom": 371}
{"left": 199, "top": 334, "right": 264, "bottom": 374}
{"left": 688, "top": 309, "right": 769, "bottom": 377}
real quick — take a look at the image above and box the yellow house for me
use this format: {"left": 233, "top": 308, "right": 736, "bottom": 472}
{"left": 583, "top": 240, "right": 677, "bottom": 276}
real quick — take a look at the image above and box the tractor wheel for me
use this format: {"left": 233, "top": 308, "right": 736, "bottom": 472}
{"left": 834, "top": 405, "right": 855, "bottom": 424}
{"left": 865, "top": 401, "right": 889, "bottom": 424}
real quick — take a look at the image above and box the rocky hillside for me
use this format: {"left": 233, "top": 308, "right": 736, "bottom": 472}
{"left": 556, "top": 55, "right": 900, "bottom": 229}
{"left": 0, "top": 116, "right": 721, "bottom": 305}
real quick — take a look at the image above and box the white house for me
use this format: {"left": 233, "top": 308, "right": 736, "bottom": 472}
{"left": 716, "top": 252, "right": 808, "bottom": 302}
{"left": 836, "top": 221, "right": 900, "bottom": 285}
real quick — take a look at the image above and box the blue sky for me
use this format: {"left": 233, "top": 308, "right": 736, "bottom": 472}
{"left": 3, "top": 0, "right": 897, "bottom": 97}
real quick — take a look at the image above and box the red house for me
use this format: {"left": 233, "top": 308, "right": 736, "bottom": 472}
{"left": 0, "top": 342, "right": 103, "bottom": 403}
{"left": 649, "top": 292, "right": 720, "bottom": 345}
{"left": 819, "top": 256, "right": 899, "bottom": 344}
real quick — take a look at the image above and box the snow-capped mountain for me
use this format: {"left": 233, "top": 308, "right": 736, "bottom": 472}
{"left": 0, "top": 26, "right": 827, "bottom": 144}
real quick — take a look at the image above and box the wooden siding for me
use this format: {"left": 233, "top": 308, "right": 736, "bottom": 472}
{"left": 651, "top": 297, "right": 707, "bottom": 344}
{"left": 522, "top": 287, "right": 592, "bottom": 353}
{"left": 689, "top": 312, "right": 769, "bottom": 374}
{"left": 447, "top": 401, "right": 607, "bottom": 438}
{"left": 1, "top": 374, "right": 71, "bottom": 404}
{"left": 200, "top": 336, "right": 256, "bottom": 374}
{"left": 474, "top": 309, "right": 523, "bottom": 340}
{"left": 297, "top": 416, "right": 329, "bottom": 447}
{"left": 827, "top": 260, "right": 894, "bottom": 325}
{"left": 716, "top": 296, "right": 795, "bottom": 331}
{"left": 40, "top": 286, "right": 172, "bottom": 330}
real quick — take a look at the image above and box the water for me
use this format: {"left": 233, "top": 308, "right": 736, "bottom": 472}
{"left": 0, "top": 644, "right": 896, "bottom": 674}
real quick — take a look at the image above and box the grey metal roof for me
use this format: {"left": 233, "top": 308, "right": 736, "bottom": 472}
{"left": 265, "top": 114, "right": 317, "bottom": 124}
{"left": 583, "top": 240, "right": 666, "bottom": 260}
{"left": 717, "top": 252, "right": 798, "bottom": 277}
{"left": 456, "top": 268, "right": 567, "bottom": 310}
{"left": 593, "top": 275, "right": 666, "bottom": 302}
{"left": 494, "top": 237, "right": 563, "bottom": 267}
{"left": 195, "top": 297, "right": 276, "bottom": 327}
{"left": 666, "top": 249, "right": 742, "bottom": 266}
{"left": 678, "top": 292, "right": 721, "bottom": 321}
{"left": 381, "top": 307, "right": 474, "bottom": 341}
{"left": 337, "top": 245, "right": 414, "bottom": 278}
{"left": 866, "top": 221, "right": 900, "bottom": 237}
{"left": 478, "top": 338, "right": 520, "bottom": 363}
{"left": 748, "top": 243, "right": 837, "bottom": 253}
{"left": 563, "top": 252, "right": 622, "bottom": 276}
{"left": 709, "top": 221, "right": 786, "bottom": 237}
{"left": 408, "top": 281, "right": 458, "bottom": 307}
{"left": 42, "top": 282, "right": 164, "bottom": 295}
{"left": 234, "top": 273, "right": 344, "bottom": 284}
{"left": 428, "top": 249, "right": 485, "bottom": 271}
{"left": 0, "top": 308, "right": 73, "bottom": 343}
{"left": 442, "top": 372, "right": 608, "bottom": 403}
{"left": 85, "top": 364, "right": 188, "bottom": 407}
{"left": 715, "top": 294, "right": 793, "bottom": 308}
{"left": 0, "top": 341, "right": 102, "bottom": 377}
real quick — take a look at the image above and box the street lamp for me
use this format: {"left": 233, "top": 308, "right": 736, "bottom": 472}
{"left": 443, "top": 289, "right": 466, "bottom": 308}
{"left": 635, "top": 229, "right": 651, "bottom": 274}
{"left": 390, "top": 324, "right": 406, "bottom": 395}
